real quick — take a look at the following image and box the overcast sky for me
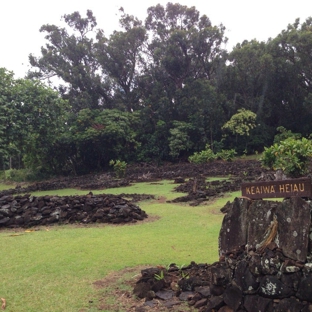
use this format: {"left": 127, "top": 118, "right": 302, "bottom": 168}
{"left": 2, "top": 0, "right": 312, "bottom": 78}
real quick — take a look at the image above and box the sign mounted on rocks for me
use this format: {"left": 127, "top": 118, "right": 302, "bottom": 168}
{"left": 241, "top": 178, "right": 312, "bottom": 199}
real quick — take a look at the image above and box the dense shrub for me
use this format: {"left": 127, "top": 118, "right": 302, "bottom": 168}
{"left": 216, "top": 149, "right": 237, "bottom": 161}
{"left": 188, "top": 146, "right": 236, "bottom": 164}
{"left": 261, "top": 137, "right": 312, "bottom": 177}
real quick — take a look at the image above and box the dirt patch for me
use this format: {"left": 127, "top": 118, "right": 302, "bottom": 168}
{"left": 92, "top": 266, "right": 193, "bottom": 312}
{"left": 154, "top": 196, "right": 167, "bottom": 204}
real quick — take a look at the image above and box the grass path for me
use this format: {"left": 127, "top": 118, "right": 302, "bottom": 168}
{"left": 0, "top": 180, "right": 240, "bottom": 311}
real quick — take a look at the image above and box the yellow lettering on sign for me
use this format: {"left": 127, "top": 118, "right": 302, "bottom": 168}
{"left": 279, "top": 184, "right": 285, "bottom": 192}
{"left": 270, "top": 185, "right": 275, "bottom": 193}
{"left": 299, "top": 183, "right": 304, "bottom": 192}
{"left": 246, "top": 187, "right": 250, "bottom": 194}
{"left": 293, "top": 184, "right": 298, "bottom": 192}
{"left": 263, "top": 186, "right": 270, "bottom": 193}
{"left": 256, "top": 187, "right": 260, "bottom": 194}
{"left": 285, "top": 184, "right": 290, "bottom": 193}
{"left": 251, "top": 186, "right": 255, "bottom": 194}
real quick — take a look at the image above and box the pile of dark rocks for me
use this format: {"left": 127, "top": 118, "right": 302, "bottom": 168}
{"left": 133, "top": 244, "right": 312, "bottom": 311}
{"left": 170, "top": 177, "right": 242, "bottom": 206}
{"left": 133, "top": 197, "right": 312, "bottom": 311}
{"left": 0, "top": 193, "right": 148, "bottom": 228}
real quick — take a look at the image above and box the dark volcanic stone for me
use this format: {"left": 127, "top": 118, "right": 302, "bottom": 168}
{"left": 274, "top": 297, "right": 305, "bottom": 312}
{"left": 223, "top": 284, "right": 242, "bottom": 311}
{"left": 234, "top": 259, "right": 259, "bottom": 292}
{"left": 178, "top": 291, "right": 194, "bottom": 301}
{"left": 210, "top": 285, "right": 225, "bottom": 296}
{"left": 219, "top": 198, "right": 249, "bottom": 256}
{"left": 155, "top": 290, "right": 174, "bottom": 300}
{"left": 259, "top": 276, "right": 294, "bottom": 298}
{"left": 203, "top": 296, "right": 224, "bottom": 312}
{"left": 296, "top": 274, "right": 312, "bottom": 301}
{"left": 276, "top": 197, "right": 311, "bottom": 262}
{"left": 194, "top": 298, "right": 208, "bottom": 308}
{"left": 246, "top": 200, "right": 274, "bottom": 250}
{"left": 194, "top": 286, "right": 211, "bottom": 297}
{"left": 243, "top": 295, "right": 273, "bottom": 312}
{"left": 133, "top": 282, "right": 151, "bottom": 299}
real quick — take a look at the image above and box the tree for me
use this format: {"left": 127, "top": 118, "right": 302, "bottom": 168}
{"left": 222, "top": 108, "right": 257, "bottom": 152}
{"left": 95, "top": 11, "right": 146, "bottom": 111}
{"left": 64, "top": 108, "right": 140, "bottom": 173}
{"left": 12, "top": 78, "right": 69, "bottom": 173}
{"left": 0, "top": 68, "right": 17, "bottom": 170}
{"left": 168, "top": 121, "right": 193, "bottom": 159}
{"left": 222, "top": 40, "right": 274, "bottom": 114}
{"left": 267, "top": 17, "right": 312, "bottom": 135}
{"left": 0, "top": 68, "right": 69, "bottom": 173}
{"left": 145, "top": 2, "right": 226, "bottom": 88}
{"left": 28, "top": 10, "right": 112, "bottom": 112}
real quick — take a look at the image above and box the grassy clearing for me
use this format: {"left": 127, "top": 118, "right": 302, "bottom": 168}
{"left": 0, "top": 181, "right": 240, "bottom": 312}
{"left": 0, "top": 182, "right": 16, "bottom": 191}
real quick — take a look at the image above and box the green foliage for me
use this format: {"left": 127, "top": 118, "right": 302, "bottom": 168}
{"left": 168, "top": 121, "right": 193, "bottom": 159}
{"left": 154, "top": 270, "right": 165, "bottom": 281}
{"left": 189, "top": 145, "right": 237, "bottom": 163}
{"left": 216, "top": 149, "right": 237, "bottom": 161}
{"left": 109, "top": 159, "right": 127, "bottom": 178}
{"left": 0, "top": 69, "right": 69, "bottom": 173}
{"left": 188, "top": 146, "right": 216, "bottom": 164}
{"left": 273, "top": 126, "right": 301, "bottom": 144}
{"left": 65, "top": 109, "right": 139, "bottom": 173}
{"left": 222, "top": 109, "right": 257, "bottom": 137}
{"left": 261, "top": 137, "right": 312, "bottom": 177}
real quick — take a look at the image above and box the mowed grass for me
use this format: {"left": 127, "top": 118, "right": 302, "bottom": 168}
{"left": 0, "top": 180, "right": 240, "bottom": 312}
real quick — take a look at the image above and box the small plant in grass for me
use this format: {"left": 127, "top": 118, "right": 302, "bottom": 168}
{"left": 154, "top": 270, "right": 165, "bottom": 281}
{"left": 180, "top": 271, "right": 189, "bottom": 279}
{"left": 261, "top": 137, "right": 312, "bottom": 178}
{"left": 109, "top": 159, "right": 127, "bottom": 178}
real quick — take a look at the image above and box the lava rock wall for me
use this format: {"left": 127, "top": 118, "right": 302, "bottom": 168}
{"left": 0, "top": 193, "right": 148, "bottom": 228}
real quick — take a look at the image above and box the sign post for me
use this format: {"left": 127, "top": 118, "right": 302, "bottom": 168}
{"left": 241, "top": 178, "right": 312, "bottom": 199}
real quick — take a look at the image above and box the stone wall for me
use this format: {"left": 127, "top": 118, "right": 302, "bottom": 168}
{"left": 0, "top": 193, "right": 148, "bottom": 228}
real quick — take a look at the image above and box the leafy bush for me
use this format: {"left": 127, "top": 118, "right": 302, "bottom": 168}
{"left": 216, "top": 149, "right": 237, "bottom": 161}
{"left": 261, "top": 137, "right": 312, "bottom": 177}
{"left": 109, "top": 159, "right": 127, "bottom": 178}
{"left": 273, "top": 126, "right": 301, "bottom": 144}
{"left": 188, "top": 146, "right": 237, "bottom": 163}
{"left": 188, "top": 147, "right": 216, "bottom": 164}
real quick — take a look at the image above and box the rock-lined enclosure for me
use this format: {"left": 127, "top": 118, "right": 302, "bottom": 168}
{"left": 134, "top": 197, "right": 312, "bottom": 311}
{"left": 0, "top": 193, "right": 148, "bottom": 228}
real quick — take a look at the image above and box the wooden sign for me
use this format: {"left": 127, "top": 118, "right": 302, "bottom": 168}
{"left": 241, "top": 178, "right": 312, "bottom": 199}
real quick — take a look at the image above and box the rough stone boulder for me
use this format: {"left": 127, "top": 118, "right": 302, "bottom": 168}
{"left": 219, "top": 197, "right": 312, "bottom": 262}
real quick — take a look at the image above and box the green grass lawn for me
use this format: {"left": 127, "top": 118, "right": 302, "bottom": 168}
{"left": 0, "top": 180, "right": 240, "bottom": 312}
